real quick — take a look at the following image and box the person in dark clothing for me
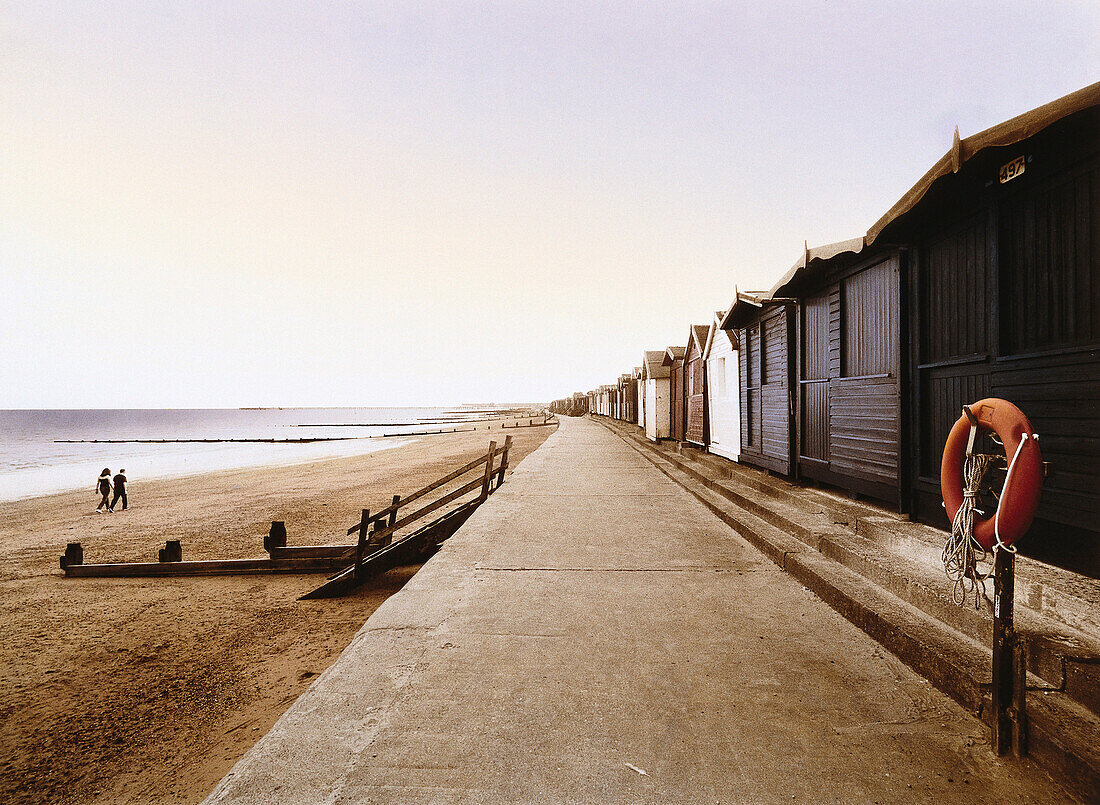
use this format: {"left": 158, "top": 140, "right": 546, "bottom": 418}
{"left": 95, "top": 468, "right": 112, "bottom": 513}
{"left": 109, "top": 469, "right": 128, "bottom": 512}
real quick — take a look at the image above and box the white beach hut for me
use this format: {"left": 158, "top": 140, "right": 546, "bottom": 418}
{"left": 703, "top": 311, "right": 741, "bottom": 461}
{"left": 642, "top": 350, "right": 671, "bottom": 441}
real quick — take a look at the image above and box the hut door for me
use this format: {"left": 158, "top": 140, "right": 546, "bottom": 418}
{"left": 687, "top": 352, "right": 706, "bottom": 444}
{"left": 800, "top": 292, "right": 830, "bottom": 464}
{"left": 761, "top": 310, "right": 790, "bottom": 466}
{"left": 744, "top": 325, "right": 762, "bottom": 451}
{"left": 668, "top": 365, "right": 677, "bottom": 439}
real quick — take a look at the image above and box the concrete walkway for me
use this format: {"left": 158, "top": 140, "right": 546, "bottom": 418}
{"left": 205, "top": 417, "right": 1071, "bottom": 804}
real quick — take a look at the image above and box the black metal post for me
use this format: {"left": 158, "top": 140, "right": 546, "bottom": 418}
{"left": 992, "top": 547, "right": 1015, "bottom": 756}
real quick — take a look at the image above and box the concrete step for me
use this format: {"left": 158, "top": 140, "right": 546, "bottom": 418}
{"left": 620, "top": 425, "right": 1100, "bottom": 718}
{"left": 600, "top": 418, "right": 1100, "bottom": 802}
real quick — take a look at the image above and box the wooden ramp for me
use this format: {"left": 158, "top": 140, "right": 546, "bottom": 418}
{"left": 300, "top": 499, "right": 479, "bottom": 599}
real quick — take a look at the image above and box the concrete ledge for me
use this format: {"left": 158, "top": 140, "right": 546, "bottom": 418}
{"left": 600, "top": 418, "right": 1100, "bottom": 802}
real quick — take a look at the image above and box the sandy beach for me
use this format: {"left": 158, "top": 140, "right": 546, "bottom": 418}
{"left": 0, "top": 422, "right": 554, "bottom": 805}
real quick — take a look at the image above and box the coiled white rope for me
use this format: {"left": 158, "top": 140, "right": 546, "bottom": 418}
{"left": 943, "top": 452, "right": 995, "bottom": 609}
{"left": 993, "top": 433, "right": 1031, "bottom": 553}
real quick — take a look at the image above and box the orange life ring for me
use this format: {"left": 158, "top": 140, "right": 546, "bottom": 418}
{"left": 940, "top": 398, "right": 1042, "bottom": 551}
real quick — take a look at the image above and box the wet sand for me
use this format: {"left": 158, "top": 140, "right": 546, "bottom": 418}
{"left": 0, "top": 423, "right": 555, "bottom": 804}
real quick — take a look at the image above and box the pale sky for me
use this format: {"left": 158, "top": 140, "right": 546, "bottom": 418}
{"left": 2, "top": 2, "right": 1096, "bottom": 408}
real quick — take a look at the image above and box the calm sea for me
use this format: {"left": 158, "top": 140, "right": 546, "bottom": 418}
{"left": 0, "top": 408, "right": 479, "bottom": 502}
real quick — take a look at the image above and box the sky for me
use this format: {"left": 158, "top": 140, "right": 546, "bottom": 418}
{"left": 1, "top": 2, "right": 1096, "bottom": 408}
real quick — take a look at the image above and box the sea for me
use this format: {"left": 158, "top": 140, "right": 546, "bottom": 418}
{"left": 0, "top": 408, "right": 496, "bottom": 502}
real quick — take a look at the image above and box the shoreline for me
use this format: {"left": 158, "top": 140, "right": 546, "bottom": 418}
{"left": 0, "top": 422, "right": 555, "bottom": 804}
{"left": 2, "top": 415, "right": 553, "bottom": 505}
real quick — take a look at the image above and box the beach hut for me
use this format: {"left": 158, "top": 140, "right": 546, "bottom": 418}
{"left": 641, "top": 350, "right": 671, "bottom": 441}
{"left": 685, "top": 324, "right": 710, "bottom": 446}
{"left": 703, "top": 311, "right": 740, "bottom": 462}
{"left": 866, "top": 82, "right": 1100, "bottom": 573}
{"left": 633, "top": 367, "right": 644, "bottom": 426}
{"left": 721, "top": 291, "right": 795, "bottom": 476}
{"left": 618, "top": 373, "right": 635, "bottom": 423}
{"left": 770, "top": 238, "right": 905, "bottom": 506}
{"left": 664, "top": 346, "right": 687, "bottom": 442}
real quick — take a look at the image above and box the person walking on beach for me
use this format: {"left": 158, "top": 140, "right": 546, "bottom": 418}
{"left": 95, "top": 468, "right": 112, "bottom": 513}
{"left": 109, "top": 469, "right": 128, "bottom": 512}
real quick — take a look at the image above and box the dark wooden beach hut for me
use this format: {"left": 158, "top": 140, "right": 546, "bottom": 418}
{"left": 770, "top": 238, "right": 905, "bottom": 505}
{"left": 865, "top": 81, "right": 1099, "bottom": 573}
{"left": 685, "top": 324, "right": 710, "bottom": 446}
{"left": 721, "top": 291, "right": 796, "bottom": 476}
{"left": 664, "top": 346, "right": 687, "bottom": 442}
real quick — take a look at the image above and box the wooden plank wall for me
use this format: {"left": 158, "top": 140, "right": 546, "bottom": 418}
{"left": 798, "top": 257, "right": 901, "bottom": 500}
{"left": 740, "top": 324, "right": 762, "bottom": 452}
{"left": 686, "top": 339, "right": 706, "bottom": 445}
{"left": 994, "top": 152, "right": 1099, "bottom": 538}
{"left": 915, "top": 213, "right": 994, "bottom": 497}
{"left": 800, "top": 292, "right": 830, "bottom": 462}
{"left": 670, "top": 360, "right": 685, "bottom": 441}
{"left": 761, "top": 311, "right": 789, "bottom": 469}
{"left": 1000, "top": 160, "right": 1099, "bottom": 353}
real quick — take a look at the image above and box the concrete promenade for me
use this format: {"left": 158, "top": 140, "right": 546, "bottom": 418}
{"left": 205, "top": 417, "right": 1070, "bottom": 803}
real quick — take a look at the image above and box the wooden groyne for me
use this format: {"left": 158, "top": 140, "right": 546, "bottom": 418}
{"left": 60, "top": 437, "right": 516, "bottom": 598}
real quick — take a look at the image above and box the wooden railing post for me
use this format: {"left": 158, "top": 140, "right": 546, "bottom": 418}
{"left": 354, "top": 508, "right": 370, "bottom": 579}
{"left": 496, "top": 435, "right": 513, "bottom": 489}
{"left": 388, "top": 494, "right": 400, "bottom": 528}
{"left": 481, "top": 440, "right": 497, "bottom": 500}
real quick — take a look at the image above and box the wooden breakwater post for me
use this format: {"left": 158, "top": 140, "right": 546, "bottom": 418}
{"left": 60, "top": 542, "right": 83, "bottom": 570}
{"left": 264, "top": 521, "right": 287, "bottom": 556}
{"left": 159, "top": 540, "right": 182, "bottom": 563}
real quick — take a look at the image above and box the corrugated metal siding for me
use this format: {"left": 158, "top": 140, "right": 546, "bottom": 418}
{"left": 993, "top": 350, "right": 1099, "bottom": 528}
{"left": 761, "top": 310, "right": 790, "bottom": 469}
{"left": 1001, "top": 160, "right": 1099, "bottom": 353}
{"left": 801, "top": 291, "right": 830, "bottom": 463}
{"left": 800, "top": 381, "right": 828, "bottom": 461}
{"left": 919, "top": 366, "right": 991, "bottom": 477}
{"left": 763, "top": 312, "right": 785, "bottom": 384}
{"left": 923, "top": 215, "right": 990, "bottom": 362}
{"left": 843, "top": 259, "right": 899, "bottom": 377}
{"left": 740, "top": 326, "right": 761, "bottom": 451}
{"left": 797, "top": 258, "right": 901, "bottom": 498}
{"left": 803, "top": 293, "right": 830, "bottom": 380}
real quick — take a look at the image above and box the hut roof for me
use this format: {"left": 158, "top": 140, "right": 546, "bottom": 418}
{"left": 719, "top": 290, "right": 790, "bottom": 330}
{"left": 690, "top": 324, "right": 710, "bottom": 354}
{"left": 757, "top": 82, "right": 1100, "bottom": 303}
{"left": 703, "top": 312, "right": 737, "bottom": 358}
{"left": 768, "top": 236, "right": 866, "bottom": 298}
{"left": 643, "top": 350, "right": 670, "bottom": 379}
{"left": 661, "top": 346, "right": 686, "bottom": 366}
{"left": 867, "top": 81, "right": 1099, "bottom": 246}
